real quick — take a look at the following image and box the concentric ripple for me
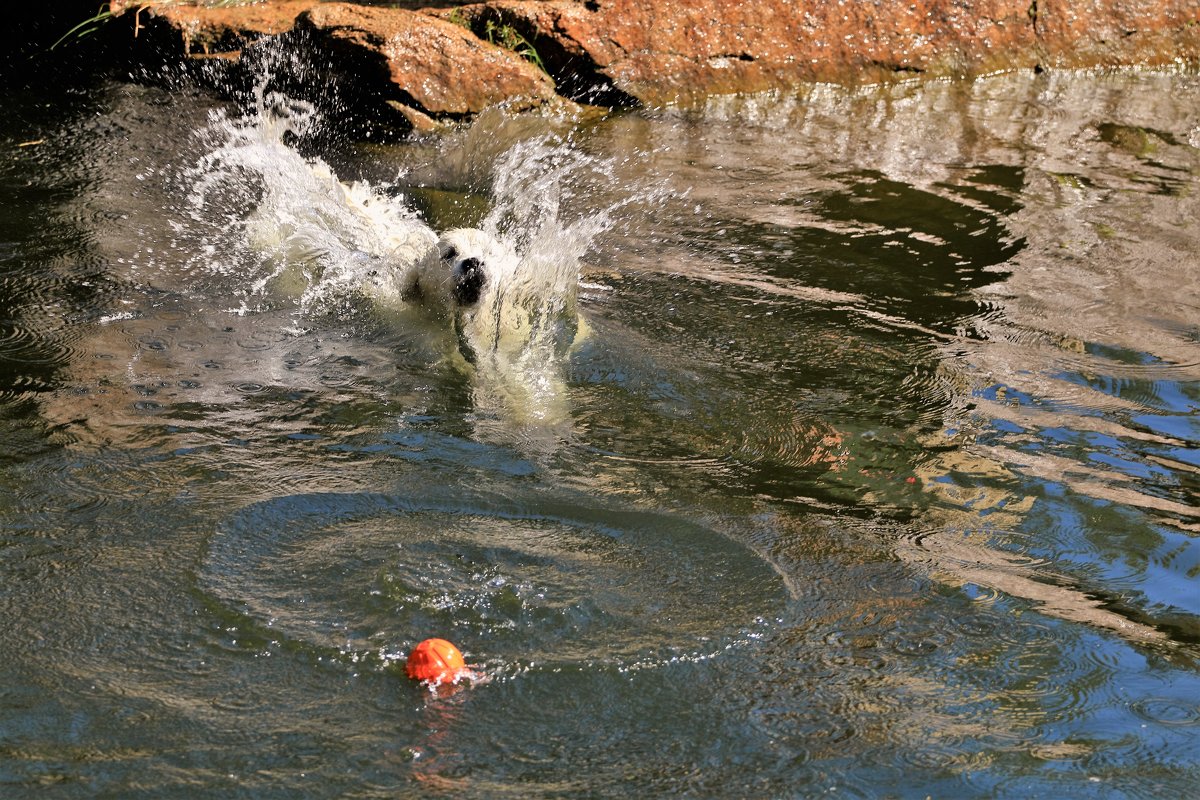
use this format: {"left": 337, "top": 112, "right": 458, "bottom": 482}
{"left": 202, "top": 489, "right": 788, "bottom": 675}
{"left": 1130, "top": 697, "right": 1200, "bottom": 727}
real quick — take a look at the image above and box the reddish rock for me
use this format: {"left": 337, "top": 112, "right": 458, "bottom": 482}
{"left": 110, "top": 0, "right": 319, "bottom": 56}
{"left": 106, "top": 0, "right": 1200, "bottom": 119}
{"left": 459, "top": 0, "right": 1199, "bottom": 105}
{"left": 1035, "top": 0, "right": 1200, "bottom": 68}
{"left": 295, "top": 3, "right": 557, "bottom": 116}
{"left": 461, "top": 0, "right": 1024, "bottom": 104}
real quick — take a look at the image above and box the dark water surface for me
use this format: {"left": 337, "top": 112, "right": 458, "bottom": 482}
{"left": 1, "top": 68, "right": 1198, "bottom": 797}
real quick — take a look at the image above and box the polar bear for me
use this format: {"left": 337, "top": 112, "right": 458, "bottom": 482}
{"left": 412, "top": 227, "right": 583, "bottom": 366}
{"left": 247, "top": 171, "right": 581, "bottom": 371}
{"left": 413, "top": 227, "right": 518, "bottom": 313}
{"left": 240, "top": 164, "right": 584, "bottom": 430}
{"left": 37, "top": 94, "right": 589, "bottom": 458}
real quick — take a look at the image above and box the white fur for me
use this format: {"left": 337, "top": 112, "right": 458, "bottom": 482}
{"left": 412, "top": 227, "right": 521, "bottom": 317}
{"left": 248, "top": 164, "right": 585, "bottom": 430}
{"left": 243, "top": 159, "right": 439, "bottom": 305}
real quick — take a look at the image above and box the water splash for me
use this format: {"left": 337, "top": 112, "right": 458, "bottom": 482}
{"left": 460, "top": 132, "right": 620, "bottom": 425}
{"left": 176, "top": 82, "right": 646, "bottom": 429}
{"left": 183, "top": 83, "right": 433, "bottom": 318}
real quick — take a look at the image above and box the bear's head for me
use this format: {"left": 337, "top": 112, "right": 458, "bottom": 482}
{"left": 414, "top": 228, "right": 519, "bottom": 313}
{"left": 414, "top": 227, "right": 585, "bottom": 371}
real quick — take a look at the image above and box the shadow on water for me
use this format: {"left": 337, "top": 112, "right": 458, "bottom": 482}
{"left": 688, "top": 166, "right": 1026, "bottom": 331}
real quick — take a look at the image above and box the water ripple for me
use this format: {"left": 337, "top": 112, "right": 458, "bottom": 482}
{"left": 201, "top": 489, "right": 787, "bottom": 675}
{"left": 1129, "top": 697, "right": 1200, "bottom": 727}
{"left": 728, "top": 407, "right": 849, "bottom": 472}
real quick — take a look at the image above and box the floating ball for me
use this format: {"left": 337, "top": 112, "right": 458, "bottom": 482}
{"left": 406, "top": 638, "right": 467, "bottom": 683}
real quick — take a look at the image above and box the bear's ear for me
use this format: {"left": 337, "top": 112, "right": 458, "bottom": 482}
{"left": 453, "top": 257, "right": 486, "bottom": 305}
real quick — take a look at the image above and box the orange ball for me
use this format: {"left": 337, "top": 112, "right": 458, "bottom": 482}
{"left": 406, "top": 638, "right": 467, "bottom": 683}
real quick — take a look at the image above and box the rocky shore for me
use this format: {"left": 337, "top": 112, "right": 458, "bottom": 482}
{"left": 47, "top": 1, "right": 1200, "bottom": 135}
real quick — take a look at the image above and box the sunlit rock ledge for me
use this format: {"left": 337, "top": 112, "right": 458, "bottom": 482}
{"left": 106, "top": 0, "right": 1200, "bottom": 132}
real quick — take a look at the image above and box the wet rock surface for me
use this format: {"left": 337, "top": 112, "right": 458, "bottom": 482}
{"left": 296, "top": 3, "right": 557, "bottom": 117}
{"left": 449, "top": 0, "right": 1041, "bottom": 105}
{"left": 109, "top": 0, "right": 321, "bottom": 55}
{"left": 104, "top": 0, "right": 1200, "bottom": 129}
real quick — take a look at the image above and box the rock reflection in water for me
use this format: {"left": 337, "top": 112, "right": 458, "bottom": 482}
{"left": 607, "top": 70, "right": 1199, "bottom": 647}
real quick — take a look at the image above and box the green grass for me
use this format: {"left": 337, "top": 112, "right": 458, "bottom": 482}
{"left": 483, "top": 18, "right": 547, "bottom": 74}
{"left": 50, "top": 0, "right": 281, "bottom": 51}
{"left": 50, "top": 5, "right": 113, "bottom": 50}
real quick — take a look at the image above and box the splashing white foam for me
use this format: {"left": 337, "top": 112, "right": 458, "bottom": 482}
{"left": 178, "top": 84, "right": 632, "bottom": 428}
{"left": 184, "top": 86, "right": 434, "bottom": 317}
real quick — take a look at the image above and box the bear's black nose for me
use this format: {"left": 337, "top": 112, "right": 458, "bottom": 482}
{"left": 452, "top": 257, "right": 486, "bottom": 305}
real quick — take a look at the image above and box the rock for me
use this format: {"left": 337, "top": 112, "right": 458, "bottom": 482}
{"left": 456, "top": 0, "right": 1200, "bottom": 106}
{"left": 451, "top": 0, "right": 1040, "bottom": 105}
{"left": 294, "top": 3, "right": 558, "bottom": 117}
{"left": 1034, "top": 0, "right": 1200, "bottom": 68}
{"left": 109, "top": 0, "right": 320, "bottom": 57}
{"left": 384, "top": 99, "right": 443, "bottom": 133}
{"left": 103, "top": 0, "right": 1200, "bottom": 119}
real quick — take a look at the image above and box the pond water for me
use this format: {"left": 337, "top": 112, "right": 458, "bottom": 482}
{"left": 1, "top": 63, "right": 1198, "bottom": 797}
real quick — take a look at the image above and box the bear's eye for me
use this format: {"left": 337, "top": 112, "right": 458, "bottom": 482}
{"left": 441, "top": 245, "right": 458, "bottom": 262}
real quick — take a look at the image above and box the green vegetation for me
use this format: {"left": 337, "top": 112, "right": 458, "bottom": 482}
{"left": 445, "top": 8, "right": 548, "bottom": 75}
{"left": 483, "top": 19, "right": 547, "bottom": 74}
{"left": 50, "top": 5, "right": 113, "bottom": 50}
{"left": 51, "top": 0, "right": 259, "bottom": 51}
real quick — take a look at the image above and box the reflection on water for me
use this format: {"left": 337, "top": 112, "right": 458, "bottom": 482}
{"left": 1, "top": 69, "right": 1198, "bottom": 796}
